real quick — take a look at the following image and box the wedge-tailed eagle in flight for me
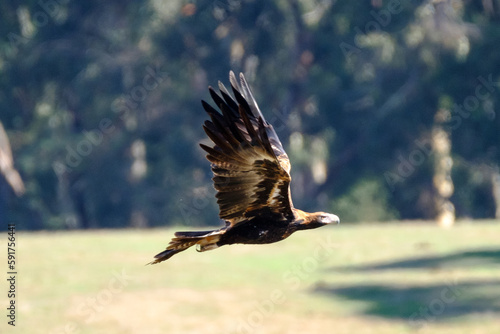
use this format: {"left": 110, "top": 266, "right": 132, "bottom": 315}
{"left": 150, "top": 72, "right": 339, "bottom": 264}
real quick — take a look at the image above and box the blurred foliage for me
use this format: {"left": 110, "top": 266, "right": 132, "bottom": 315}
{"left": 0, "top": 0, "right": 499, "bottom": 229}
{"left": 334, "top": 178, "right": 399, "bottom": 223}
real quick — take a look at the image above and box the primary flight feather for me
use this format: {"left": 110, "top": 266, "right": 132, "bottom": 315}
{"left": 150, "top": 71, "right": 339, "bottom": 264}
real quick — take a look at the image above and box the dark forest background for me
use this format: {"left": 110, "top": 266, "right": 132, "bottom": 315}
{"left": 1, "top": 0, "right": 499, "bottom": 230}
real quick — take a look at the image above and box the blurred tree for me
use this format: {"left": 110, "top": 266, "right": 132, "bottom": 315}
{"left": 0, "top": 121, "right": 25, "bottom": 226}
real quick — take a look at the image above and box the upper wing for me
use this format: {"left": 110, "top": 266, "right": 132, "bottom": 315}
{"left": 200, "top": 71, "right": 294, "bottom": 225}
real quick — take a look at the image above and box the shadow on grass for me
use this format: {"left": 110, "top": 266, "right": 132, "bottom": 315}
{"left": 314, "top": 248, "right": 500, "bottom": 324}
{"left": 313, "top": 279, "right": 500, "bottom": 325}
{"left": 330, "top": 248, "right": 500, "bottom": 272}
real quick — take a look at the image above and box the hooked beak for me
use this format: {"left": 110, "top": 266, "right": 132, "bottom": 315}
{"left": 326, "top": 213, "right": 340, "bottom": 225}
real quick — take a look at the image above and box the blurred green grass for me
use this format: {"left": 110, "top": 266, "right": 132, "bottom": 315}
{"left": 7, "top": 221, "right": 500, "bottom": 333}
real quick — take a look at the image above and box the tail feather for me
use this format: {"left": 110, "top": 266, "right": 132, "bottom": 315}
{"left": 148, "top": 248, "right": 186, "bottom": 264}
{"left": 148, "top": 229, "right": 222, "bottom": 264}
{"left": 174, "top": 230, "right": 216, "bottom": 237}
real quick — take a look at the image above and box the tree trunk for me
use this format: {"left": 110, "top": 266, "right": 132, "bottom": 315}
{"left": 432, "top": 109, "right": 455, "bottom": 227}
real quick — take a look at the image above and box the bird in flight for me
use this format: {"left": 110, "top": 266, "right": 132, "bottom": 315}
{"left": 150, "top": 72, "right": 339, "bottom": 264}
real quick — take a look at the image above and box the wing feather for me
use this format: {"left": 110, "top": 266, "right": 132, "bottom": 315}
{"left": 218, "top": 81, "right": 239, "bottom": 111}
{"left": 201, "top": 72, "right": 294, "bottom": 224}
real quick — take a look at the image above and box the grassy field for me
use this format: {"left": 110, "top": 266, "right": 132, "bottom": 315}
{"left": 3, "top": 221, "right": 500, "bottom": 333}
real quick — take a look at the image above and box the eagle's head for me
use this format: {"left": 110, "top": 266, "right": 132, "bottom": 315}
{"left": 295, "top": 210, "right": 340, "bottom": 230}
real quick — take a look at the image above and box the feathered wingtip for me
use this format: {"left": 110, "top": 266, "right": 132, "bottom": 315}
{"left": 228, "top": 71, "right": 264, "bottom": 120}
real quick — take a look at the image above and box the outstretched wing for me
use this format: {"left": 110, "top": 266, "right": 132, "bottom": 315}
{"left": 200, "top": 71, "right": 294, "bottom": 225}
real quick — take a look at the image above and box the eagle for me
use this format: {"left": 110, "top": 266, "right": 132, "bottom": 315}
{"left": 150, "top": 72, "right": 339, "bottom": 264}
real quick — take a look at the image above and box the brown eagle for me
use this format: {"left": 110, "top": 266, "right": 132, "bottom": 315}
{"left": 150, "top": 72, "right": 339, "bottom": 264}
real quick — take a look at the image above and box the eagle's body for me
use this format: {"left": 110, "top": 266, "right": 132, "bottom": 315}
{"left": 150, "top": 72, "right": 339, "bottom": 264}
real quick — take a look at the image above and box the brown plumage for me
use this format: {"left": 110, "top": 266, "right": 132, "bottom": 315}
{"left": 150, "top": 72, "right": 339, "bottom": 264}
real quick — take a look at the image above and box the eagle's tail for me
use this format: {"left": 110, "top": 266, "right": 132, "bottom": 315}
{"left": 148, "top": 229, "right": 221, "bottom": 264}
